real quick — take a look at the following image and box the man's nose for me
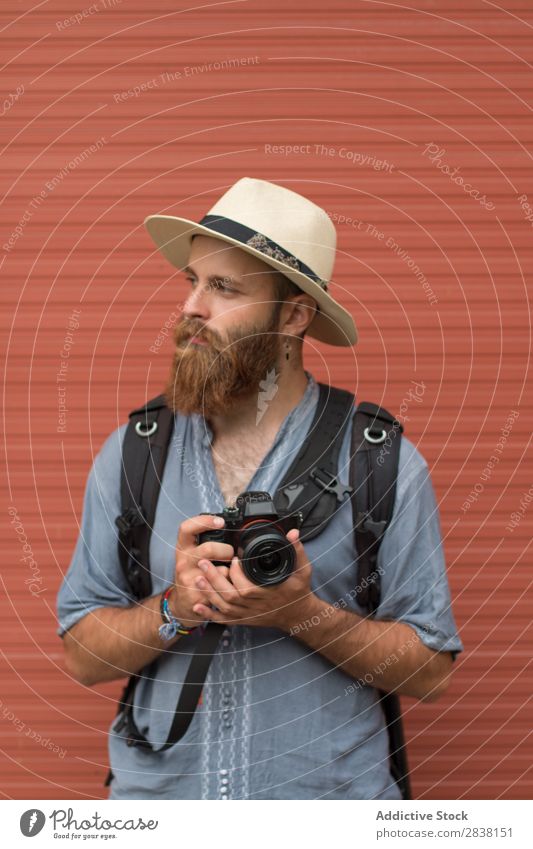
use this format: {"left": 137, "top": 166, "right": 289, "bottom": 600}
{"left": 182, "top": 282, "right": 211, "bottom": 322}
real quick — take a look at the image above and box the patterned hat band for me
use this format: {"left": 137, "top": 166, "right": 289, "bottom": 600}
{"left": 197, "top": 214, "right": 329, "bottom": 292}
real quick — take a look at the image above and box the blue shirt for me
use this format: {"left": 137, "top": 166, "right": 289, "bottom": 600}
{"left": 56, "top": 370, "right": 463, "bottom": 799}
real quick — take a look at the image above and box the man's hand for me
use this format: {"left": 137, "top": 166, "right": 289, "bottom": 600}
{"left": 189, "top": 525, "right": 453, "bottom": 701}
{"left": 191, "top": 528, "right": 314, "bottom": 631}
{"left": 169, "top": 513, "right": 233, "bottom": 629}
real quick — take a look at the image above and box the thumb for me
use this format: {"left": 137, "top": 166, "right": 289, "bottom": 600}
{"left": 286, "top": 527, "right": 300, "bottom": 544}
{"left": 286, "top": 528, "right": 308, "bottom": 565}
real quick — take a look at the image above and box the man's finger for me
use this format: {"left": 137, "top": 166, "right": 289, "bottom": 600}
{"left": 197, "top": 559, "right": 242, "bottom": 599}
{"left": 285, "top": 529, "right": 312, "bottom": 573}
{"left": 193, "top": 602, "right": 244, "bottom": 625}
{"left": 228, "top": 557, "right": 266, "bottom": 596}
{"left": 174, "top": 564, "right": 229, "bottom": 590}
{"left": 177, "top": 513, "right": 225, "bottom": 550}
{"left": 193, "top": 577, "right": 236, "bottom": 613}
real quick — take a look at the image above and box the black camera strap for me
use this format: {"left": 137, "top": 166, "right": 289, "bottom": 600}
{"left": 273, "top": 383, "right": 356, "bottom": 539}
{"left": 111, "top": 620, "right": 225, "bottom": 752}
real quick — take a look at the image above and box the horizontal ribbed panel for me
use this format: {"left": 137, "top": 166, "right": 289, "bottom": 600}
{"left": 1, "top": 0, "right": 531, "bottom": 801}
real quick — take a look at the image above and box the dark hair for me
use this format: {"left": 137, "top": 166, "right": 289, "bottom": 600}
{"left": 271, "top": 273, "right": 308, "bottom": 341}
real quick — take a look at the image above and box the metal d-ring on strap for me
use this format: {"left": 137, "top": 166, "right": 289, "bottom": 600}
{"left": 363, "top": 425, "right": 387, "bottom": 444}
{"left": 135, "top": 420, "right": 158, "bottom": 438}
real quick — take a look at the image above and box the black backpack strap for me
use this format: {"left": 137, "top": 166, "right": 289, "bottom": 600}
{"left": 349, "top": 401, "right": 411, "bottom": 800}
{"left": 350, "top": 401, "right": 402, "bottom": 611}
{"left": 115, "top": 394, "right": 175, "bottom": 599}
{"left": 274, "top": 382, "right": 355, "bottom": 541}
{"left": 106, "top": 394, "right": 179, "bottom": 777}
{"left": 381, "top": 690, "right": 411, "bottom": 801}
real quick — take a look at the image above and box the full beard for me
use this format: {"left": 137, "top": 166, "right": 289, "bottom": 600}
{"left": 164, "top": 305, "right": 283, "bottom": 419}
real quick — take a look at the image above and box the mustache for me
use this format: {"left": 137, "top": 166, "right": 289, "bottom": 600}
{"left": 176, "top": 322, "right": 219, "bottom": 347}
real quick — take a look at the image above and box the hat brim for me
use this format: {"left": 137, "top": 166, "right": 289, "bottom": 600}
{"left": 144, "top": 214, "right": 358, "bottom": 347}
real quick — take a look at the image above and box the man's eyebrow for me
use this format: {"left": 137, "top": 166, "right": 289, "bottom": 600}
{"left": 183, "top": 265, "right": 243, "bottom": 286}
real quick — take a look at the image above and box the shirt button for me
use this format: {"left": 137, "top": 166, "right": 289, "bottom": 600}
{"left": 220, "top": 778, "right": 229, "bottom": 786}
{"left": 219, "top": 769, "right": 228, "bottom": 776}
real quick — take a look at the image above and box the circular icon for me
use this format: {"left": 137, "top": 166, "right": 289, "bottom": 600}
{"left": 20, "top": 809, "right": 46, "bottom": 837}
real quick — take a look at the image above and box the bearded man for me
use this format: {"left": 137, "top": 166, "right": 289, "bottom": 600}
{"left": 56, "top": 178, "right": 462, "bottom": 800}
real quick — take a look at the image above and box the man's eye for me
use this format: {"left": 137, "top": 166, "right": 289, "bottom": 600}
{"left": 186, "top": 277, "right": 234, "bottom": 293}
{"left": 209, "top": 278, "right": 236, "bottom": 292}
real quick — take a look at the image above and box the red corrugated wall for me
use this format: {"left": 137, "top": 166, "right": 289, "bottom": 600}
{"left": 1, "top": 0, "right": 531, "bottom": 799}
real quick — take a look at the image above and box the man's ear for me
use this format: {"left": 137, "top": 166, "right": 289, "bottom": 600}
{"left": 282, "top": 294, "right": 317, "bottom": 338}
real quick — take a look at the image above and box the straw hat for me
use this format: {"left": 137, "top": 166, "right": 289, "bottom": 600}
{"left": 144, "top": 177, "right": 358, "bottom": 347}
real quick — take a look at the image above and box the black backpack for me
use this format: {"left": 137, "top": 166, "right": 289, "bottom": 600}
{"left": 106, "top": 383, "right": 410, "bottom": 799}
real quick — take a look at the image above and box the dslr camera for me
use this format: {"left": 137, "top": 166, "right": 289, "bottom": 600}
{"left": 198, "top": 491, "right": 302, "bottom": 586}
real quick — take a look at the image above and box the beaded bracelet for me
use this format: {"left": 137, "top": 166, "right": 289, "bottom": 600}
{"left": 159, "top": 586, "right": 200, "bottom": 641}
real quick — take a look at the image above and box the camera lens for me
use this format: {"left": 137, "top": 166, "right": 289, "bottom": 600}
{"left": 239, "top": 528, "right": 294, "bottom": 586}
{"left": 258, "top": 542, "right": 281, "bottom": 571}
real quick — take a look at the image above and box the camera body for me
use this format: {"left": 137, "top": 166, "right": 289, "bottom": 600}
{"left": 198, "top": 491, "right": 302, "bottom": 586}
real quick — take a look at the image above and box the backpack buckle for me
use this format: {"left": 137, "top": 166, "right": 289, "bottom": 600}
{"left": 310, "top": 466, "right": 354, "bottom": 502}
{"left": 355, "top": 511, "right": 388, "bottom": 539}
{"left": 115, "top": 506, "right": 146, "bottom": 535}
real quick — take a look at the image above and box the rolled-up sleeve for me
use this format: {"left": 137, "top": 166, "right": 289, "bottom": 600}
{"left": 56, "top": 424, "right": 133, "bottom": 638}
{"left": 375, "top": 440, "right": 464, "bottom": 659}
